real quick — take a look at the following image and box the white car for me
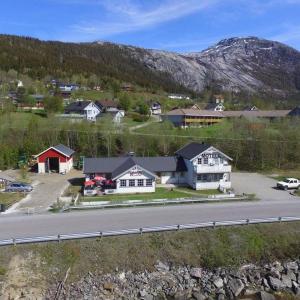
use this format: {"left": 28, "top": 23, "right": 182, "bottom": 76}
{"left": 277, "top": 178, "right": 300, "bottom": 190}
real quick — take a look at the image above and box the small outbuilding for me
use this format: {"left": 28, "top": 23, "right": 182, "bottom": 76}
{"left": 35, "top": 144, "right": 75, "bottom": 174}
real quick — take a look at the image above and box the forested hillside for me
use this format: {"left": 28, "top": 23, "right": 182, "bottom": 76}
{"left": 0, "top": 35, "right": 189, "bottom": 93}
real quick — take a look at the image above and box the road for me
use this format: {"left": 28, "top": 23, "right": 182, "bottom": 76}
{"left": 1, "top": 197, "right": 300, "bottom": 240}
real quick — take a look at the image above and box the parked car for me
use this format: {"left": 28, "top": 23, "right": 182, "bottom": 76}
{"left": 6, "top": 182, "right": 33, "bottom": 192}
{"left": 83, "top": 186, "right": 98, "bottom": 196}
{"left": 276, "top": 178, "right": 300, "bottom": 190}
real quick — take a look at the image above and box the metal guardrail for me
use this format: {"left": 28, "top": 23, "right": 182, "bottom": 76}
{"left": 0, "top": 216, "right": 300, "bottom": 247}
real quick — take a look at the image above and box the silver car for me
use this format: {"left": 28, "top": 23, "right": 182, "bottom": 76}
{"left": 6, "top": 182, "right": 33, "bottom": 193}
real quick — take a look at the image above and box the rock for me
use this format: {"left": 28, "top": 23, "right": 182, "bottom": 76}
{"left": 285, "top": 261, "right": 299, "bottom": 272}
{"left": 192, "top": 291, "right": 206, "bottom": 300}
{"left": 190, "top": 268, "right": 202, "bottom": 279}
{"left": 281, "top": 274, "right": 292, "bottom": 288}
{"left": 268, "top": 276, "right": 285, "bottom": 291}
{"left": 217, "top": 294, "right": 225, "bottom": 300}
{"left": 155, "top": 261, "right": 170, "bottom": 272}
{"left": 228, "top": 278, "right": 244, "bottom": 297}
{"left": 257, "top": 291, "right": 276, "bottom": 300}
{"left": 292, "top": 281, "right": 300, "bottom": 295}
{"left": 103, "top": 282, "right": 115, "bottom": 292}
{"left": 213, "top": 278, "right": 224, "bottom": 289}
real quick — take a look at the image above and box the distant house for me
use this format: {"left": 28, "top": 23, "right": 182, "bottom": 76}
{"left": 288, "top": 107, "right": 300, "bottom": 117}
{"left": 17, "top": 80, "right": 24, "bottom": 88}
{"left": 64, "top": 101, "right": 101, "bottom": 121}
{"left": 31, "top": 94, "right": 45, "bottom": 108}
{"left": 104, "top": 110, "right": 125, "bottom": 124}
{"left": 121, "top": 83, "right": 133, "bottom": 92}
{"left": 205, "top": 102, "right": 225, "bottom": 111}
{"left": 168, "top": 94, "right": 190, "bottom": 100}
{"left": 243, "top": 105, "right": 259, "bottom": 111}
{"left": 163, "top": 108, "right": 224, "bottom": 127}
{"left": 96, "top": 99, "right": 118, "bottom": 112}
{"left": 59, "top": 83, "right": 80, "bottom": 92}
{"left": 149, "top": 101, "right": 162, "bottom": 115}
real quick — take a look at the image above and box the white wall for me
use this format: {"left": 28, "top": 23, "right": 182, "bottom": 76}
{"left": 160, "top": 172, "right": 187, "bottom": 184}
{"left": 84, "top": 103, "right": 101, "bottom": 121}
{"left": 59, "top": 158, "right": 73, "bottom": 174}
{"left": 38, "top": 162, "right": 45, "bottom": 173}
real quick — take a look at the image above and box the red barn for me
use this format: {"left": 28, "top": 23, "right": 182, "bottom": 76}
{"left": 35, "top": 144, "right": 75, "bottom": 174}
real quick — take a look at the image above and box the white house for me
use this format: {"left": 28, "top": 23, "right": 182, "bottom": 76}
{"left": 150, "top": 102, "right": 162, "bottom": 115}
{"left": 83, "top": 142, "right": 232, "bottom": 194}
{"left": 168, "top": 94, "right": 190, "bottom": 100}
{"left": 64, "top": 101, "right": 101, "bottom": 121}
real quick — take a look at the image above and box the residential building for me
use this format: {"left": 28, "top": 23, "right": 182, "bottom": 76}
{"left": 149, "top": 101, "right": 162, "bottom": 115}
{"left": 288, "top": 106, "right": 300, "bottom": 117}
{"left": 163, "top": 108, "right": 224, "bottom": 127}
{"left": 168, "top": 94, "right": 190, "bottom": 100}
{"left": 58, "top": 83, "right": 80, "bottom": 92}
{"left": 64, "top": 101, "right": 101, "bottom": 121}
{"left": 99, "top": 110, "right": 125, "bottom": 124}
{"left": 83, "top": 142, "right": 232, "bottom": 194}
{"left": 121, "top": 83, "right": 134, "bottom": 92}
{"left": 243, "top": 105, "right": 259, "bottom": 111}
{"left": 95, "top": 99, "right": 118, "bottom": 112}
{"left": 205, "top": 102, "right": 225, "bottom": 111}
{"left": 222, "top": 110, "right": 290, "bottom": 119}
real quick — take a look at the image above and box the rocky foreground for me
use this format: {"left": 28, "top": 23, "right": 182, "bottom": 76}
{"left": 46, "top": 260, "right": 300, "bottom": 299}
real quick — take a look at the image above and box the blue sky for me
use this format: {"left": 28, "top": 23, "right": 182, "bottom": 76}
{"left": 1, "top": 0, "right": 300, "bottom": 52}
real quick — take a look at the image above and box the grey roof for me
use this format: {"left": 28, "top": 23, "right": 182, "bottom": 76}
{"left": 83, "top": 156, "right": 187, "bottom": 174}
{"left": 175, "top": 142, "right": 211, "bottom": 160}
{"left": 65, "top": 101, "right": 91, "bottom": 113}
{"left": 112, "top": 157, "right": 136, "bottom": 179}
{"left": 288, "top": 107, "right": 300, "bottom": 116}
{"left": 53, "top": 144, "right": 75, "bottom": 157}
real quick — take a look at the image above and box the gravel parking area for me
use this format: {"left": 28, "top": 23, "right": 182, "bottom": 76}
{"left": 4, "top": 169, "right": 83, "bottom": 214}
{"left": 232, "top": 172, "right": 298, "bottom": 201}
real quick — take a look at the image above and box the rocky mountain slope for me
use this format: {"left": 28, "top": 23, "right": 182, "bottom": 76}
{"left": 1, "top": 35, "right": 300, "bottom": 96}
{"left": 130, "top": 37, "right": 300, "bottom": 95}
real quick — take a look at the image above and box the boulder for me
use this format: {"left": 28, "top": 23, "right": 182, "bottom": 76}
{"left": 213, "top": 278, "right": 224, "bottom": 289}
{"left": 228, "top": 278, "right": 244, "bottom": 297}
{"left": 103, "top": 282, "right": 115, "bottom": 292}
{"left": 190, "top": 268, "right": 202, "bottom": 279}
{"left": 257, "top": 291, "right": 276, "bottom": 300}
{"left": 192, "top": 291, "right": 206, "bottom": 300}
{"left": 268, "top": 276, "right": 285, "bottom": 291}
{"left": 155, "top": 261, "right": 170, "bottom": 272}
{"left": 285, "top": 261, "right": 299, "bottom": 272}
{"left": 281, "top": 274, "right": 292, "bottom": 288}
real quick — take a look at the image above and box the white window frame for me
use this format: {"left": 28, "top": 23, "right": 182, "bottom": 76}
{"left": 129, "top": 179, "right": 135, "bottom": 187}
{"left": 198, "top": 158, "right": 202, "bottom": 165}
{"left": 137, "top": 179, "right": 144, "bottom": 187}
{"left": 120, "top": 179, "right": 127, "bottom": 187}
{"left": 146, "top": 179, "right": 152, "bottom": 187}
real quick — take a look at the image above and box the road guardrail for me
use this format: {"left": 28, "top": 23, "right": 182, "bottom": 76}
{"left": 0, "top": 216, "right": 300, "bottom": 247}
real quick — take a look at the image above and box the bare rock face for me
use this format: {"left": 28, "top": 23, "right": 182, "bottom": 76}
{"left": 128, "top": 37, "right": 300, "bottom": 95}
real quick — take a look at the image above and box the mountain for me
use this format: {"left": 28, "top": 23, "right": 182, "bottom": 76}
{"left": 1, "top": 34, "right": 300, "bottom": 97}
{"left": 130, "top": 37, "right": 300, "bottom": 96}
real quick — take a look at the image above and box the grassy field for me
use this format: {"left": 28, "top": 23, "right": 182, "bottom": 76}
{"left": 1, "top": 221, "right": 300, "bottom": 284}
{"left": 81, "top": 187, "right": 220, "bottom": 202}
{"left": 0, "top": 192, "right": 25, "bottom": 207}
{"left": 267, "top": 169, "right": 300, "bottom": 181}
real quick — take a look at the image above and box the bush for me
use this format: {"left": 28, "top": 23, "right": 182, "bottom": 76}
{"left": 129, "top": 112, "right": 149, "bottom": 122}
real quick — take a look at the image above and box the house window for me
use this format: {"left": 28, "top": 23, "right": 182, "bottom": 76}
{"left": 129, "top": 179, "right": 135, "bottom": 187}
{"left": 120, "top": 180, "right": 127, "bottom": 187}
{"left": 198, "top": 158, "right": 202, "bottom": 164}
{"left": 137, "top": 179, "right": 144, "bottom": 187}
{"left": 146, "top": 179, "right": 152, "bottom": 186}
{"left": 204, "top": 157, "right": 208, "bottom": 164}
{"left": 220, "top": 157, "right": 224, "bottom": 164}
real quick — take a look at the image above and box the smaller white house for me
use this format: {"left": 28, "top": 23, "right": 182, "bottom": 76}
{"left": 150, "top": 102, "right": 162, "bottom": 115}
{"left": 64, "top": 101, "right": 101, "bottom": 121}
{"left": 168, "top": 94, "right": 190, "bottom": 100}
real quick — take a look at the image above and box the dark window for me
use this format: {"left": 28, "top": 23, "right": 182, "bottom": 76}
{"left": 204, "top": 158, "right": 208, "bottom": 164}
{"left": 137, "top": 179, "right": 144, "bottom": 187}
{"left": 129, "top": 179, "right": 135, "bottom": 187}
{"left": 120, "top": 180, "right": 126, "bottom": 187}
{"left": 198, "top": 158, "right": 202, "bottom": 164}
{"left": 146, "top": 179, "right": 152, "bottom": 186}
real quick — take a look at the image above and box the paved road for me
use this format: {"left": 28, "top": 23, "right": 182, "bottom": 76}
{"left": 1, "top": 197, "right": 300, "bottom": 240}
{"left": 0, "top": 172, "right": 299, "bottom": 240}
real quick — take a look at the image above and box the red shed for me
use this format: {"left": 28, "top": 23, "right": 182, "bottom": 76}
{"left": 35, "top": 144, "right": 75, "bottom": 174}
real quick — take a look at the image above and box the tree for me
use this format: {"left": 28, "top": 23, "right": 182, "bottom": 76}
{"left": 44, "top": 96, "right": 63, "bottom": 114}
{"left": 23, "top": 95, "right": 35, "bottom": 107}
{"left": 137, "top": 101, "right": 149, "bottom": 115}
{"left": 119, "top": 93, "right": 131, "bottom": 112}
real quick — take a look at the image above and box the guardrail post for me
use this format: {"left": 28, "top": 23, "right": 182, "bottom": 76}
{"left": 213, "top": 221, "right": 216, "bottom": 229}
{"left": 57, "top": 234, "right": 61, "bottom": 243}
{"left": 246, "top": 219, "right": 250, "bottom": 225}
{"left": 177, "top": 224, "right": 180, "bottom": 231}
{"left": 99, "top": 231, "right": 103, "bottom": 238}
{"left": 278, "top": 217, "right": 282, "bottom": 223}
{"left": 139, "top": 228, "right": 143, "bottom": 235}
{"left": 13, "top": 238, "right": 16, "bottom": 246}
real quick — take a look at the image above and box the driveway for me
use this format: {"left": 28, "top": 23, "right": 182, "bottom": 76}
{"left": 5, "top": 169, "right": 83, "bottom": 214}
{"left": 232, "top": 172, "right": 297, "bottom": 201}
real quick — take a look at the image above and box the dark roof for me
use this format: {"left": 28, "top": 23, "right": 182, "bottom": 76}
{"left": 175, "top": 142, "right": 211, "bottom": 160}
{"left": 65, "top": 101, "right": 91, "bottom": 113}
{"left": 288, "top": 107, "right": 300, "bottom": 116}
{"left": 96, "top": 100, "right": 118, "bottom": 109}
{"left": 112, "top": 157, "right": 136, "bottom": 179}
{"left": 83, "top": 156, "right": 187, "bottom": 174}
{"left": 243, "top": 105, "right": 258, "bottom": 111}
{"left": 53, "top": 144, "right": 75, "bottom": 157}
{"left": 205, "top": 103, "right": 219, "bottom": 110}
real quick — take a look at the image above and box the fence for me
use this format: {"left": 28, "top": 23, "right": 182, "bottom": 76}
{"left": 1, "top": 216, "right": 300, "bottom": 247}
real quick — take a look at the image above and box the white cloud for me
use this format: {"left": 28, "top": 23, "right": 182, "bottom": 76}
{"left": 69, "top": 0, "right": 219, "bottom": 39}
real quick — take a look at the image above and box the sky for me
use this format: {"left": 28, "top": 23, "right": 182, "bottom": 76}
{"left": 1, "top": 0, "right": 300, "bottom": 53}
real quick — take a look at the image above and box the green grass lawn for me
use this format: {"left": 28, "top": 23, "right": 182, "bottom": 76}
{"left": 267, "top": 169, "right": 300, "bottom": 181}
{"left": 0, "top": 192, "right": 25, "bottom": 207}
{"left": 81, "top": 187, "right": 220, "bottom": 202}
